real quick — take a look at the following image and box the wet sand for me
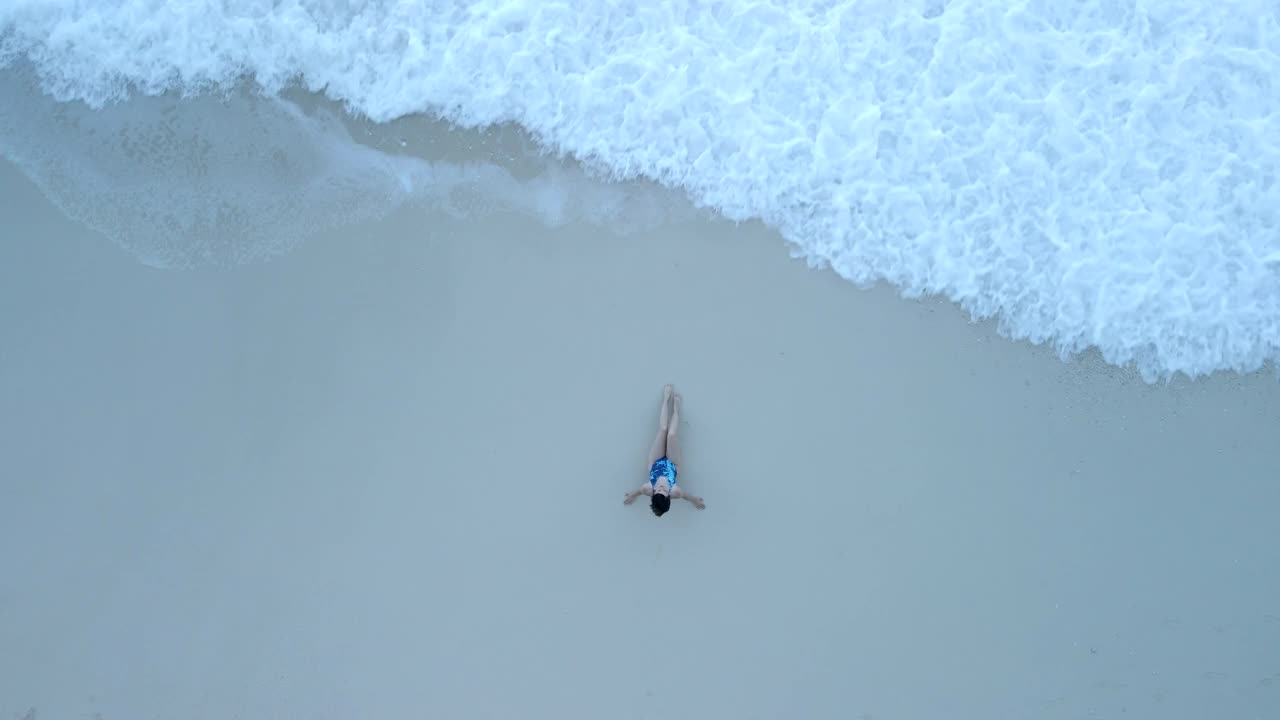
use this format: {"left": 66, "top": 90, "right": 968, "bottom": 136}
{"left": 1, "top": 124, "right": 1278, "bottom": 720}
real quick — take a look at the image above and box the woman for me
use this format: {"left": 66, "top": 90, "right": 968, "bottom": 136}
{"left": 623, "top": 384, "right": 706, "bottom": 515}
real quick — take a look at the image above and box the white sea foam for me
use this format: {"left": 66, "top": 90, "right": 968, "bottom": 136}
{"left": 0, "top": 71, "right": 684, "bottom": 267}
{"left": 2, "top": 0, "right": 1279, "bottom": 379}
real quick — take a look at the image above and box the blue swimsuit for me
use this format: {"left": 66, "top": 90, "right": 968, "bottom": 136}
{"left": 649, "top": 457, "right": 677, "bottom": 490}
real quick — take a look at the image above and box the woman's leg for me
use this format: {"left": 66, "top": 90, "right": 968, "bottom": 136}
{"left": 645, "top": 385, "right": 673, "bottom": 468}
{"left": 665, "top": 394, "right": 683, "bottom": 467}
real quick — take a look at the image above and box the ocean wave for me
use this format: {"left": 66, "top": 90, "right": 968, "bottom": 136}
{"left": 3, "top": 0, "right": 1279, "bottom": 380}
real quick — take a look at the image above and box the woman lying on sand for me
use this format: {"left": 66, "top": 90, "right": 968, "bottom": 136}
{"left": 623, "top": 384, "right": 706, "bottom": 516}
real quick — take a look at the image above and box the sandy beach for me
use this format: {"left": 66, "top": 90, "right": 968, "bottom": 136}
{"left": 2, "top": 117, "right": 1279, "bottom": 720}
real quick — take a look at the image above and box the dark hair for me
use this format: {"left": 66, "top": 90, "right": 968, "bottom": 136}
{"left": 651, "top": 493, "right": 671, "bottom": 517}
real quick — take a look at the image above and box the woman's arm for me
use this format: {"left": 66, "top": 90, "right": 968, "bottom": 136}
{"left": 622, "top": 485, "right": 653, "bottom": 505}
{"left": 672, "top": 487, "right": 706, "bottom": 510}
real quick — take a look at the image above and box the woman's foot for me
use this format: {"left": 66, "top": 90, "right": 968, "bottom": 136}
{"left": 658, "top": 384, "right": 674, "bottom": 432}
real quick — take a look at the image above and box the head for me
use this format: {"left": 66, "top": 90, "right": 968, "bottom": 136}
{"left": 650, "top": 492, "right": 671, "bottom": 517}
